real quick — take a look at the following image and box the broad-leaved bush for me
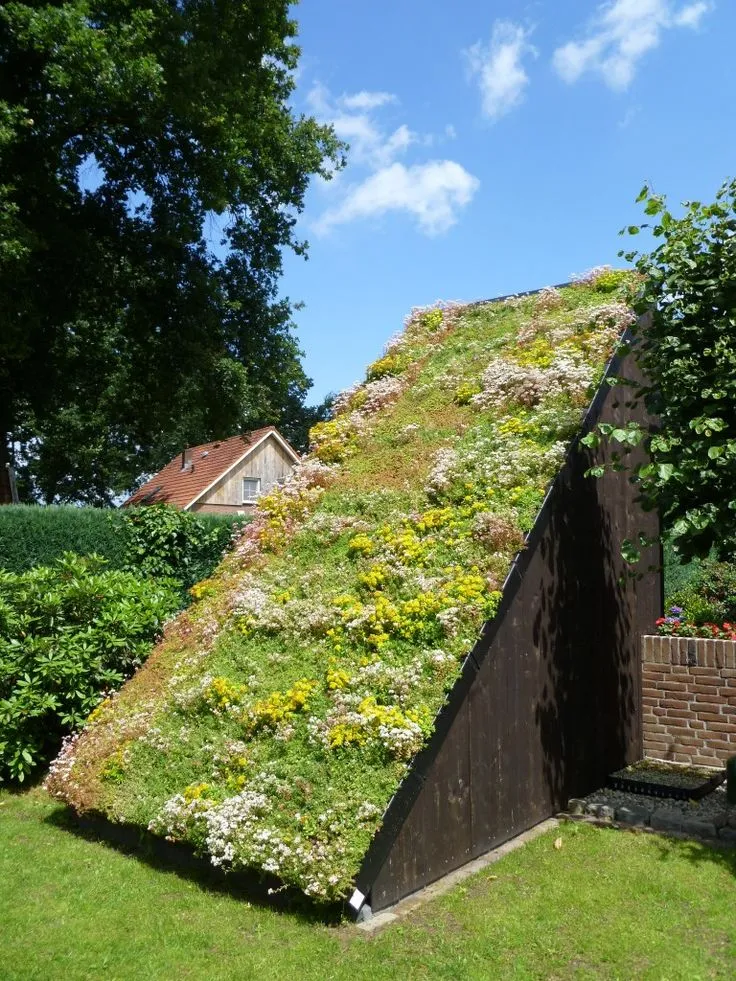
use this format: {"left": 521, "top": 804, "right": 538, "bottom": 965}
{"left": 586, "top": 180, "right": 736, "bottom": 561}
{"left": 120, "top": 503, "right": 247, "bottom": 594}
{"left": 0, "top": 554, "right": 179, "bottom": 781}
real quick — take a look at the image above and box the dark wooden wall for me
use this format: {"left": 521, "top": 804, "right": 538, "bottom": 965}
{"left": 357, "top": 350, "right": 661, "bottom": 912}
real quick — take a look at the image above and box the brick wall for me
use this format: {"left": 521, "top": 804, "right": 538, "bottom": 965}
{"left": 641, "top": 636, "right": 736, "bottom": 766}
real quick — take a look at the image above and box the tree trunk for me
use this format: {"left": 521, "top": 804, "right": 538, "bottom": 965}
{"left": 0, "top": 436, "right": 14, "bottom": 504}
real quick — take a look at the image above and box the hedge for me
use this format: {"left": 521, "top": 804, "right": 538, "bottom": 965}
{"left": 0, "top": 505, "right": 126, "bottom": 572}
{"left": 0, "top": 504, "right": 247, "bottom": 580}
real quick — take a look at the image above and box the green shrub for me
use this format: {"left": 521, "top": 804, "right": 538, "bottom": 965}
{"left": 0, "top": 503, "right": 248, "bottom": 592}
{"left": 668, "top": 557, "right": 736, "bottom": 625}
{"left": 0, "top": 505, "right": 126, "bottom": 573}
{"left": 120, "top": 505, "right": 248, "bottom": 592}
{"left": 663, "top": 536, "right": 702, "bottom": 600}
{"left": 0, "top": 553, "right": 180, "bottom": 782}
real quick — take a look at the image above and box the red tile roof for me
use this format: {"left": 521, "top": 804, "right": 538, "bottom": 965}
{"left": 123, "top": 427, "right": 298, "bottom": 510}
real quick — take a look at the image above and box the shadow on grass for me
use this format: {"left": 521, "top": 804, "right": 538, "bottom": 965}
{"left": 647, "top": 831, "right": 736, "bottom": 878}
{"left": 3, "top": 769, "right": 52, "bottom": 794}
{"left": 44, "top": 804, "right": 344, "bottom": 926}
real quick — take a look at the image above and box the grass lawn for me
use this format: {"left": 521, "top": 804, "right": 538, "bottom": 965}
{"left": 2, "top": 788, "right": 735, "bottom": 980}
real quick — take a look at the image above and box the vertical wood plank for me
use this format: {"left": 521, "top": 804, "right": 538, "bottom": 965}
{"left": 367, "top": 349, "right": 660, "bottom": 911}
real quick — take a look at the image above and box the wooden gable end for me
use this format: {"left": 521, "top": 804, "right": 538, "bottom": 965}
{"left": 192, "top": 435, "right": 297, "bottom": 513}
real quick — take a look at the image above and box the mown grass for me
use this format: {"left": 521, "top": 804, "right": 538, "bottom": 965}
{"left": 2, "top": 787, "right": 735, "bottom": 981}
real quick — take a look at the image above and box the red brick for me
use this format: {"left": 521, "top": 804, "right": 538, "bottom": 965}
{"left": 692, "top": 755, "right": 720, "bottom": 766}
{"left": 660, "top": 698, "right": 691, "bottom": 710}
{"left": 697, "top": 712, "right": 726, "bottom": 723}
{"left": 690, "top": 688, "right": 727, "bottom": 701}
{"left": 688, "top": 720, "right": 706, "bottom": 730}
{"left": 642, "top": 712, "right": 662, "bottom": 724}
{"left": 689, "top": 677, "right": 722, "bottom": 690}
{"left": 653, "top": 706, "right": 667, "bottom": 717}
{"left": 699, "top": 721, "right": 736, "bottom": 733}
{"left": 662, "top": 708, "right": 695, "bottom": 720}
{"left": 643, "top": 738, "right": 671, "bottom": 752}
{"left": 700, "top": 737, "right": 736, "bottom": 750}
{"left": 666, "top": 737, "right": 701, "bottom": 749}
{"left": 659, "top": 679, "right": 689, "bottom": 692}
{"left": 663, "top": 724, "right": 696, "bottom": 736}
{"left": 691, "top": 701, "right": 725, "bottom": 714}
{"left": 663, "top": 726, "right": 699, "bottom": 739}
{"left": 720, "top": 669, "right": 736, "bottom": 679}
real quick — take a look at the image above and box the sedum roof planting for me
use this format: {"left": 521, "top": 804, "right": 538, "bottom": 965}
{"left": 47, "top": 270, "right": 638, "bottom": 902}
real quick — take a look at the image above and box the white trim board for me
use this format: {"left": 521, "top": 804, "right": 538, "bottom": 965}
{"left": 184, "top": 430, "right": 299, "bottom": 511}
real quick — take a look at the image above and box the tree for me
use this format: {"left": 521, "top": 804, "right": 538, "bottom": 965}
{"left": 585, "top": 179, "right": 736, "bottom": 562}
{"left": 0, "top": 0, "right": 342, "bottom": 504}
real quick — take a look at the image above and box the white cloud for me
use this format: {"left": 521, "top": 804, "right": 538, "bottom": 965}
{"left": 308, "top": 83, "right": 415, "bottom": 169}
{"left": 306, "top": 81, "right": 332, "bottom": 116}
{"left": 314, "top": 161, "right": 480, "bottom": 237}
{"left": 307, "top": 83, "right": 476, "bottom": 236}
{"left": 464, "top": 21, "right": 537, "bottom": 121}
{"left": 340, "top": 91, "right": 397, "bottom": 111}
{"left": 553, "top": 0, "right": 713, "bottom": 90}
{"left": 618, "top": 105, "right": 641, "bottom": 128}
{"left": 673, "top": 1, "right": 711, "bottom": 26}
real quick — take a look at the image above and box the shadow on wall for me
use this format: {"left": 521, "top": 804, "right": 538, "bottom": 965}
{"left": 534, "top": 390, "right": 659, "bottom": 809}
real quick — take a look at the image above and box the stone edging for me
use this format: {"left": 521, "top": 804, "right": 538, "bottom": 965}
{"left": 565, "top": 797, "right": 736, "bottom": 844}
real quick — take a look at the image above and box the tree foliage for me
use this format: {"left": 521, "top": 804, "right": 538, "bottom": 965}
{"left": 0, "top": 0, "right": 342, "bottom": 503}
{"left": 585, "top": 179, "right": 736, "bottom": 561}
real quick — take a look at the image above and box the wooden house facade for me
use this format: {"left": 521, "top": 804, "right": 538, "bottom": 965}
{"left": 124, "top": 427, "right": 299, "bottom": 514}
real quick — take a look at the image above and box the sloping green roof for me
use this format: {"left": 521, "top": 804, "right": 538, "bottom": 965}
{"left": 47, "top": 269, "right": 637, "bottom": 902}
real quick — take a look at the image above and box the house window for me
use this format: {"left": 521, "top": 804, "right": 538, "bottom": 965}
{"left": 242, "top": 477, "right": 261, "bottom": 503}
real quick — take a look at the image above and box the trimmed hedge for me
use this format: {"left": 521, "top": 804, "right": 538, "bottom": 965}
{"left": 0, "top": 505, "right": 126, "bottom": 572}
{"left": 0, "top": 504, "right": 247, "bottom": 582}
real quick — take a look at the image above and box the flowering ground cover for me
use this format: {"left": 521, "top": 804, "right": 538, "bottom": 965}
{"left": 47, "top": 269, "right": 639, "bottom": 902}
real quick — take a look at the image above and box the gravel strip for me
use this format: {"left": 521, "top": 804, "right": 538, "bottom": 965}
{"left": 567, "top": 770, "right": 736, "bottom": 841}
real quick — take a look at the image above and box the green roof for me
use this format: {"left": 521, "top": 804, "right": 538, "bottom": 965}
{"left": 47, "top": 269, "right": 638, "bottom": 902}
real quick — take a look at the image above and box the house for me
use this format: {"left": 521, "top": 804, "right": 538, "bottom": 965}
{"left": 123, "top": 427, "right": 299, "bottom": 514}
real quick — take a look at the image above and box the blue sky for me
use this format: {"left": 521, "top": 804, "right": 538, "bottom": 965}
{"left": 279, "top": 0, "right": 735, "bottom": 403}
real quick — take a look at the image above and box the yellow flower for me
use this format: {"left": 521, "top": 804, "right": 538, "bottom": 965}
{"left": 347, "top": 534, "right": 374, "bottom": 557}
